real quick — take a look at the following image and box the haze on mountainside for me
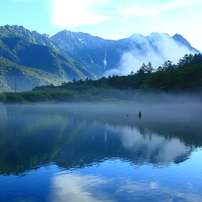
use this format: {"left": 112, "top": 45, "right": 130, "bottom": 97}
{"left": 0, "top": 24, "right": 199, "bottom": 92}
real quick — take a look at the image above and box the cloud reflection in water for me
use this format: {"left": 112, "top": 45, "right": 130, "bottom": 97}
{"left": 106, "top": 125, "right": 193, "bottom": 166}
{"left": 51, "top": 167, "right": 202, "bottom": 202}
{"left": 51, "top": 171, "right": 113, "bottom": 202}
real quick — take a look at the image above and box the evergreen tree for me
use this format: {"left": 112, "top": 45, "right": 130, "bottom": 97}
{"left": 146, "top": 62, "right": 154, "bottom": 73}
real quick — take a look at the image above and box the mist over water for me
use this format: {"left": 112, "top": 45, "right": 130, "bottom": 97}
{"left": 0, "top": 103, "right": 202, "bottom": 202}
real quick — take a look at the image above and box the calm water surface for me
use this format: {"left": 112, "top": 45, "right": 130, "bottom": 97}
{"left": 0, "top": 103, "right": 202, "bottom": 202}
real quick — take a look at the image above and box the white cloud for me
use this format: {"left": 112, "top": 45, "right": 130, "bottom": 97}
{"left": 46, "top": 0, "right": 202, "bottom": 51}
{"left": 49, "top": 0, "right": 113, "bottom": 28}
{"left": 113, "top": 0, "right": 202, "bottom": 19}
{"left": 104, "top": 33, "right": 198, "bottom": 76}
{"left": 13, "top": 0, "right": 40, "bottom": 2}
{"left": 186, "top": 8, "right": 194, "bottom": 13}
{"left": 47, "top": 0, "right": 202, "bottom": 29}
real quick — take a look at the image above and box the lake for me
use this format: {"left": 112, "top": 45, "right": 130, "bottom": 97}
{"left": 0, "top": 103, "right": 202, "bottom": 202}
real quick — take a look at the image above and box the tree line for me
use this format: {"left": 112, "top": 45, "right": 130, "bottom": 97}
{"left": 1, "top": 53, "right": 202, "bottom": 103}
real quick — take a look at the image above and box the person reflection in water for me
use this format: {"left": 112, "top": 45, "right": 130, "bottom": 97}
{"left": 138, "top": 111, "right": 142, "bottom": 119}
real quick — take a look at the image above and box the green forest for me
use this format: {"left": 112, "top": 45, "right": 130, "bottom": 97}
{"left": 1, "top": 53, "right": 202, "bottom": 104}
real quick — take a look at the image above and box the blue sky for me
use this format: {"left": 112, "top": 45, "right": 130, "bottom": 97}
{"left": 0, "top": 0, "right": 202, "bottom": 51}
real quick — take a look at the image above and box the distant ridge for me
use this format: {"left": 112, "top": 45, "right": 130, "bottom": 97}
{"left": 172, "top": 34, "right": 199, "bottom": 52}
{"left": 0, "top": 24, "right": 199, "bottom": 92}
{"left": 51, "top": 29, "right": 199, "bottom": 75}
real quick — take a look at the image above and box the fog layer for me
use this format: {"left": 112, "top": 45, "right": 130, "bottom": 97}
{"left": 105, "top": 33, "right": 198, "bottom": 76}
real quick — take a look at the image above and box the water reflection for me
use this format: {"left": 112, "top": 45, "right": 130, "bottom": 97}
{"left": 50, "top": 162, "right": 202, "bottom": 202}
{"left": 107, "top": 125, "right": 193, "bottom": 165}
{"left": 51, "top": 171, "right": 112, "bottom": 202}
{"left": 1, "top": 103, "right": 202, "bottom": 201}
{"left": 0, "top": 103, "right": 201, "bottom": 175}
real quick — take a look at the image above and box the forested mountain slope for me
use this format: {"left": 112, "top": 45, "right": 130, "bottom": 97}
{"left": 0, "top": 25, "right": 199, "bottom": 92}
{"left": 2, "top": 53, "right": 202, "bottom": 103}
{"left": 0, "top": 25, "right": 97, "bottom": 92}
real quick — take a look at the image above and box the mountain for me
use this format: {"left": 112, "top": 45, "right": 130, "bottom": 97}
{"left": 51, "top": 30, "right": 119, "bottom": 75}
{"left": 0, "top": 25, "right": 97, "bottom": 92}
{"left": 0, "top": 55, "right": 65, "bottom": 92}
{"left": 172, "top": 34, "right": 199, "bottom": 52}
{"left": 51, "top": 31, "right": 199, "bottom": 75}
{"left": 0, "top": 25, "right": 199, "bottom": 92}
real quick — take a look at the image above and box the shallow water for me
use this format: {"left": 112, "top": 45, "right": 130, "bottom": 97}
{"left": 0, "top": 103, "right": 202, "bottom": 202}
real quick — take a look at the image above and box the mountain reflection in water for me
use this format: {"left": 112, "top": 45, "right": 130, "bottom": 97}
{"left": 0, "top": 103, "right": 202, "bottom": 202}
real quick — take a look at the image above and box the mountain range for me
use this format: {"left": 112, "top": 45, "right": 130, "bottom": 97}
{"left": 0, "top": 25, "right": 199, "bottom": 92}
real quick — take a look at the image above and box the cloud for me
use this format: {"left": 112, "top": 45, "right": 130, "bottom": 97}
{"left": 104, "top": 33, "right": 198, "bottom": 76}
{"left": 186, "top": 8, "right": 194, "bottom": 13}
{"left": 47, "top": 0, "right": 202, "bottom": 29}
{"left": 113, "top": 0, "right": 202, "bottom": 19}
{"left": 12, "top": 0, "right": 40, "bottom": 2}
{"left": 49, "top": 0, "right": 113, "bottom": 28}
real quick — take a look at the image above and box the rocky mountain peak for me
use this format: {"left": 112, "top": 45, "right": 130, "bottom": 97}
{"left": 172, "top": 34, "right": 190, "bottom": 45}
{"left": 172, "top": 33, "right": 198, "bottom": 52}
{"left": 31, "top": 30, "right": 50, "bottom": 39}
